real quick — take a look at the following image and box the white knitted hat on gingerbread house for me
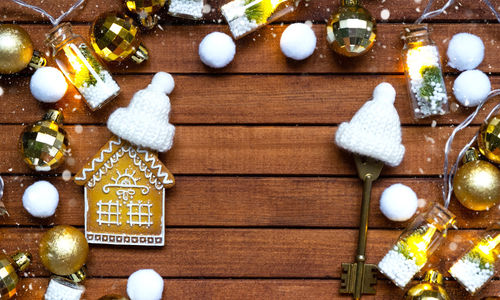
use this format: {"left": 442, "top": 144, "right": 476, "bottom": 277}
{"left": 107, "top": 72, "right": 175, "bottom": 152}
{"left": 335, "top": 82, "right": 405, "bottom": 167}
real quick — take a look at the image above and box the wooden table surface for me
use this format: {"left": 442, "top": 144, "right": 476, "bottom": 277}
{"left": 1, "top": 0, "right": 500, "bottom": 299}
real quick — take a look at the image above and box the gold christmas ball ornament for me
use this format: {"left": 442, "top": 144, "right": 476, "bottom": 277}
{"left": 404, "top": 270, "right": 450, "bottom": 300}
{"left": 326, "top": 0, "right": 376, "bottom": 57}
{"left": 0, "top": 24, "right": 45, "bottom": 74}
{"left": 124, "top": 0, "right": 166, "bottom": 29}
{"left": 453, "top": 148, "right": 500, "bottom": 211}
{"left": 19, "top": 110, "right": 68, "bottom": 172}
{"left": 90, "top": 12, "right": 149, "bottom": 64}
{"left": 0, "top": 252, "right": 31, "bottom": 299}
{"left": 478, "top": 115, "right": 500, "bottom": 164}
{"left": 39, "top": 225, "right": 89, "bottom": 276}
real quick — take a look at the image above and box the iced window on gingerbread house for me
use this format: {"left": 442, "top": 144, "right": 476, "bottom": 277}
{"left": 96, "top": 200, "right": 122, "bottom": 226}
{"left": 126, "top": 201, "right": 153, "bottom": 227}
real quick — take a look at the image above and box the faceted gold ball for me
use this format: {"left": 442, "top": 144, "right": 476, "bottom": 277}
{"left": 39, "top": 225, "right": 89, "bottom": 276}
{"left": 90, "top": 12, "right": 148, "bottom": 63}
{"left": 124, "top": 0, "right": 166, "bottom": 29}
{"left": 0, "top": 24, "right": 34, "bottom": 74}
{"left": 326, "top": 1, "right": 376, "bottom": 57}
{"left": 453, "top": 160, "right": 500, "bottom": 211}
{"left": 478, "top": 115, "right": 500, "bottom": 164}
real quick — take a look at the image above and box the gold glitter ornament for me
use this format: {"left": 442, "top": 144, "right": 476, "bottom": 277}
{"left": 478, "top": 115, "right": 500, "bottom": 164}
{"left": 326, "top": 0, "right": 376, "bottom": 57}
{"left": 404, "top": 270, "right": 450, "bottom": 300}
{"left": 124, "top": 0, "right": 166, "bottom": 29}
{"left": 453, "top": 148, "right": 500, "bottom": 211}
{"left": 0, "top": 252, "right": 31, "bottom": 299}
{"left": 90, "top": 12, "right": 149, "bottom": 64}
{"left": 98, "top": 295, "right": 129, "bottom": 300}
{"left": 19, "top": 110, "right": 68, "bottom": 172}
{"left": 39, "top": 225, "right": 89, "bottom": 276}
{"left": 0, "top": 24, "right": 45, "bottom": 74}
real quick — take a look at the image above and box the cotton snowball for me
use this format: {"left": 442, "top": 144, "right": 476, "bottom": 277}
{"left": 127, "top": 269, "right": 164, "bottom": 300}
{"left": 379, "top": 184, "right": 418, "bottom": 222}
{"left": 453, "top": 70, "right": 491, "bottom": 107}
{"left": 30, "top": 67, "right": 68, "bottom": 103}
{"left": 22, "top": 181, "right": 59, "bottom": 218}
{"left": 447, "top": 33, "right": 484, "bottom": 71}
{"left": 280, "top": 23, "right": 316, "bottom": 60}
{"left": 199, "top": 32, "right": 236, "bottom": 68}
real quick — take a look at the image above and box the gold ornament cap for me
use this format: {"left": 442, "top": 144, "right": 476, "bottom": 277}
{"left": 43, "top": 109, "right": 64, "bottom": 124}
{"left": 463, "top": 147, "right": 480, "bottom": 164}
{"left": 11, "top": 251, "right": 31, "bottom": 272}
{"left": 423, "top": 270, "right": 443, "bottom": 285}
{"left": 404, "top": 270, "right": 450, "bottom": 300}
{"left": 98, "top": 295, "right": 129, "bottom": 300}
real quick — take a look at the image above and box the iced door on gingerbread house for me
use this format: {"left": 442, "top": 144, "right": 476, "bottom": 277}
{"left": 74, "top": 136, "right": 174, "bottom": 246}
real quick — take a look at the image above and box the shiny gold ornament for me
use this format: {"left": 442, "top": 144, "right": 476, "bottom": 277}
{"left": 39, "top": 225, "right": 89, "bottom": 277}
{"left": 478, "top": 115, "right": 500, "bottom": 164}
{"left": 98, "top": 295, "right": 129, "bottom": 300}
{"left": 0, "top": 24, "right": 46, "bottom": 74}
{"left": 404, "top": 270, "right": 450, "bottom": 300}
{"left": 326, "top": 0, "right": 376, "bottom": 57}
{"left": 124, "top": 0, "right": 166, "bottom": 29}
{"left": 453, "top": 148, "right": 500, "bottom": 211}
{"left": 19, "top": 110, "right": 68, "bottom": 172}
{"left": 90, "top": 13, "right": 149, "bottom": 64}
{"left": 0, "top": 251, "right": 31, "bottom": 299}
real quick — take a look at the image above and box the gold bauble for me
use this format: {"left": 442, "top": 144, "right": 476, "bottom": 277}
{"left": 124, "top": 0, "right": 166, "bottom": 29}
{"left": 19, "top": 110, "right": 68, "bottom": 172}
{"left": 453, "top": 159, "right": 500, "bottom": 211}
{"left": 0, "top": 252, "right": 31, "bottom": 299}
{"left": 0, "top": 24, "right": 34, "bottom": 74}
{"left": 39, "top": 225, "right": 89, "bottom": 276}
{"left": 326, "top": 0, "right": 376, "bottom": 57}
{"left": 90, "top": 12, "right": 149, "bottom": 63}
{"left": 404, "top": 270, "right": 450, "bottom": 300}
{"left": 98, "top": 295, "right": 129, "bottom": 300}
{"left": 478, "top": 115, "right": 500, "bottom": 164}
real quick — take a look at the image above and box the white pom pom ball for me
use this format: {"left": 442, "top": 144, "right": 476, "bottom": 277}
{"left": 453, "top": 70, "right": 491, "bottom": 107}
{"left": 447, "top": 33, "right": 485, "bottom": 71}
{"left": 199, "top": 32, "right": 236, "bottom": 68}
{"left": 372, "top": 82, "right": 396, "bottom": 103}
{"left": 22, "top": 181, "right": 59, "bottom": 218}
{"left": 150, "top": 72, "right": 175, "bottom": 95}
{"left": 127, "top": 269, "right": 164, "bottom": 300}
{"left": 280, "top": 23, "right": 317, "bottom": 60}
{"left": 30, "top": 67, "right": 68, "bottom": 103}
{"left": 379, "top": 184, "right": 418, "bottom": 222}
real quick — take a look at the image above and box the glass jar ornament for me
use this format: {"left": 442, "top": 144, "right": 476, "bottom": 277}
{"left": 378, "top": 203, "right": 456, "bottom": 288}
{"left": 44, "top": 276, "right": 86, "bottom": 300}
{"left": 326, "top": 0, "right": 376, "bottom": 57}
{"left": 46, "top": 23, "right": 121, "bottom": 111}
{"left": 0, "top": 252, "right": 31, "bottom": 299}
{"left": 0, "top": 24, "right": 46, "bottom": 74}
{"left": 221, "top": 0, "right": 301, "bottom": 39}
{"left": 449, "top": 222, "right": 500, "bottom": 295}
{"left": 90, "top": 12, "right": 149, "bottom": 64}
{"left": 478, "top": 114, "right": 500, "bottom": 164}
{"left": 402, "top": 25, "right": 448, "bottom": 119}
{"left": 19, "top": 110, "right": 68, "bottom": 172}
{"left": 404, "top": 270, "right": 450, "bottom": 300}
{"left": 168, "top": 0, "right": 205, "bottom": 19}
{"left": 124, "top": 0, "right": 166, "bottom": 29}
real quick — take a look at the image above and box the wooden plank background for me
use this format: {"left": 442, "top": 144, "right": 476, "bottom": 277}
{"left": 1, "top": 0, "right": 499, "bottom": 298}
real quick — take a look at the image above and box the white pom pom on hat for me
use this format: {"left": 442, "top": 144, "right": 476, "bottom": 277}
{"left": 335, "top": 82, "right": 405, "bottom": 167}
{"left": 107, "top": 72, "right": 175, "bottom": 152}
{"left": 127, "top": 269, "right": 164, "bottom": 300}
{"left": 453, "top": 70, "right": 491, "bottom": 107}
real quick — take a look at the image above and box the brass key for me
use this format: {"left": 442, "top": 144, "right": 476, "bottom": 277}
{"left": 340, "top": 155, "right": 382, "bottom": 299}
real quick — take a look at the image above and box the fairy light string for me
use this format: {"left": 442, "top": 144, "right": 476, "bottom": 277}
{"left": 8, "top": 0, "right": 85, "bottom": 26}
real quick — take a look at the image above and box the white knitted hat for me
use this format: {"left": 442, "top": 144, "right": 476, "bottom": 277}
{"left": 335, "top": 82, "right": 405, "bottom": 167}
{"left": 107, "top": 72, "right": 175, "bottom": 152}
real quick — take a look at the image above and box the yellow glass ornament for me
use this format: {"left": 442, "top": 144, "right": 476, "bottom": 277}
{"left": 478, "top": 115, "right": 500, "bottom": 164}
{"left": 39, "top": 225, "right": 89, "bottom": 277}
{"left": 404, "top": 270, "right": 450, "bottom": 300}
{"left": 0, "top": 24, "right": 45, "bottom": 74}
{"left": 19, "top": 110, "right": 68, "bottom": 172}
{"left": 453, "top": 148, "right": 500, "bottom": 211}
{"left": 0, "top": 252, "right": 31, "bottom": 299}
{"left": 98, "top": 295, "right": 129, "bottom": 300}
{"left": 90, "top": 13, "right": 149, "bottom": 64}
{"left": 326, "top": 0, "right": 376, "bottom": 57}
{"left": 125, "top": 0, "right": 167, "bottom": 29}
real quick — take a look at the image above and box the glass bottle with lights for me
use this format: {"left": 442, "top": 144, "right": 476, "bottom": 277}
{"left": 402, "top": 25, "right": 449, "bottom": 119}
{"left": 45, "top": 23, "right": 121, "bottom": 111}
{"left": 449, "top": 222, "right": 500, "bottom": 295}
{"left": 0, "top": 251, "right": 31, "bottom": 299}
{"left": 378, "top": 203, "right": 456, "bottom": 288}
{"left": 221, "top": 0, "right": 301, "bottom": 39}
